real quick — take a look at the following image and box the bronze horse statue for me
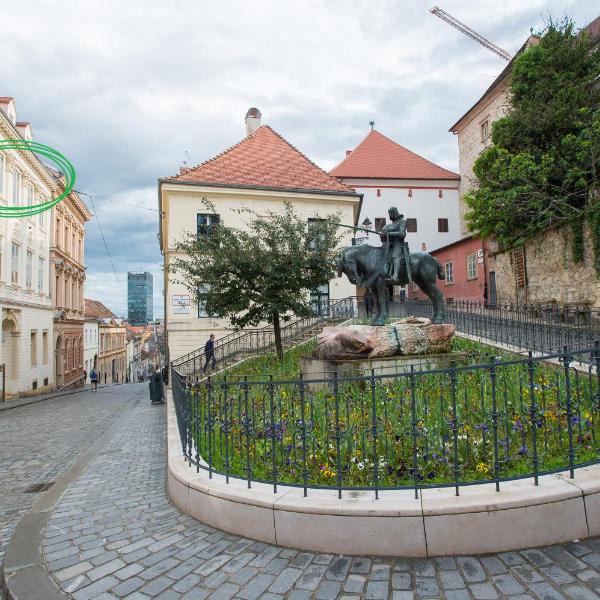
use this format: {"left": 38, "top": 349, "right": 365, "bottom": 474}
{"left": 335, "top": 245, "right": 447, "bottom": 325}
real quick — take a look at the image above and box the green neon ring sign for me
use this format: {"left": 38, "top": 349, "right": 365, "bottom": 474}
{"left": 0, "top": 139, "right": 76, "bottom": 218}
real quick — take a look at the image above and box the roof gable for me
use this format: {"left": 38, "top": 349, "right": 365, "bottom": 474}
{"left": 164, "top": 125, "right": 355, "bottom": 195}
{"left": 330, "top": 130, "right": 459, "bottom": 180}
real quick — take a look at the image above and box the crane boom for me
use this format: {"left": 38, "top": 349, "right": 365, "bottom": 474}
{"left": 430, "top": 6, "right": 512, "bottom": 61}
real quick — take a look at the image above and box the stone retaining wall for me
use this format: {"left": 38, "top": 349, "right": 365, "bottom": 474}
{"left": 167, "top": 394, "right": 600, "bottom": 557}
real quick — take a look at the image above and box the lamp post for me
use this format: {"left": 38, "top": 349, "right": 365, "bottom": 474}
{"left": 352, "top": 217, "right": 372, "bottom": 246}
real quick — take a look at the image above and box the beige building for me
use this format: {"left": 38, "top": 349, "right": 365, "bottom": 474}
{"left": 84, "top": 299, "right": 127, "bottom": 384}
{"left": 159, "top": 109, "right": 361, "bottom": 363}
{"left": 51, "top": 185, "right": 92, "bottom": 388}
{"left": 0, "top": 97, "right": 55, "bottom": 397}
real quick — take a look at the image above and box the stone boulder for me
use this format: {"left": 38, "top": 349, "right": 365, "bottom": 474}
{"left": 313, "top": 318, "right": 455, "bottom": 360}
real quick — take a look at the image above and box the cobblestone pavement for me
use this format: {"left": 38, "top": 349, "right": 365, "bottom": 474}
{"left": 37, "top": 394, "right": 600, "bottom": 600}
{"left": 0, "top": 384, "right": 141, "bottom": 600}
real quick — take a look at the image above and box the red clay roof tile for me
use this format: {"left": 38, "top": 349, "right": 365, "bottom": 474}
{"left": 164, "top": 125, "right": 355, "bottom": 194}
{"left": 330, "top": 130, "right": 459, "bottom": 180}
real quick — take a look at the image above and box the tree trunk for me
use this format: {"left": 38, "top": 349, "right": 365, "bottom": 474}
{"left": 272, "top": 311, "right": 283, "bottom": 361}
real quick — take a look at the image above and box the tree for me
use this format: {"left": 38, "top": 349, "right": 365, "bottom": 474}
{"left": 465, "top": 18, "right": 600, "bottom": 260}
{"left": 169, "top": 201, "right": 342, "bottom": 360}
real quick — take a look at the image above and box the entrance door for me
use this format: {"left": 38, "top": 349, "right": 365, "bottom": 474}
{"left": 310, "top": 283, "right": 330, "bottom": 316}
{"left": 488, "top": 271, "right": 497, "bottom": 307}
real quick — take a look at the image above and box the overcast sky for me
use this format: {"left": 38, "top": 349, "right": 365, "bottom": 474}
{"left": 2, "top": 0, "right": 598, "bottom": 317}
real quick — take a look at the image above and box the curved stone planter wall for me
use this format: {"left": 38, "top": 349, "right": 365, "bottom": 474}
{"left": 167, "top": 397, "right": 600, "bottom": 556}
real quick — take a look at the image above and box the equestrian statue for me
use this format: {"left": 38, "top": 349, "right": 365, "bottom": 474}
{"left": 334, "top": 206, "right": 447, "bottom": 325}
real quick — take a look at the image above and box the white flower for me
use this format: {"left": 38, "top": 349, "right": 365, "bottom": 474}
{"left": 357, "top": 462, "right": 365, "bottom": 470}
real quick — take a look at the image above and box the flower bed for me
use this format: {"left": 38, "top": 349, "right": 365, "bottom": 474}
{"left": 179, "top": 339, "right": 600, "bottom": 490}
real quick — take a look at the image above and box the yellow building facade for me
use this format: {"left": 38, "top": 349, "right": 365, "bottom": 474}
{"left": 159, "top": 110, "right": 361, "bottom": 363}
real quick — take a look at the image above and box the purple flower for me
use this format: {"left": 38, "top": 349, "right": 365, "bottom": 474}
{"left": 518, "top": 445, "right": 528, "bottom": 456}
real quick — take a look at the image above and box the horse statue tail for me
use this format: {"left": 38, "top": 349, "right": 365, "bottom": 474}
{"left": 435, "top": 258, "right": 445, "bottom": 280}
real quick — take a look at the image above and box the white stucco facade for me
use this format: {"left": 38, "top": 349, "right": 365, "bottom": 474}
{"left": 0, "top": 97, "right": 55, "bottom": 397}
{"left": 344, "top": 178, "right": 461, "bottom": 253}
{"left": 83, "top": 319, "right": 99, "bottom": 375}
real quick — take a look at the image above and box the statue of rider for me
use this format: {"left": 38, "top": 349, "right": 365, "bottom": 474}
{"left": 380, "top": 206, "right": 411, "bottom": 285}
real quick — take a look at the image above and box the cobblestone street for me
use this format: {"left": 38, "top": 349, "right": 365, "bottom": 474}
{"left": 1, "top": 386, "right": 593, "bottom": 600}
{"left": 0, "top": 385, "right": 141, "bottom": 600}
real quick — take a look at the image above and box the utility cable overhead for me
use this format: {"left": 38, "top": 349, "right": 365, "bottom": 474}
{"left": 75, "top": 189, "right": 159, "bottom": 212}
{"left": 88, "top": 194, "right": 127, "bottom": 304}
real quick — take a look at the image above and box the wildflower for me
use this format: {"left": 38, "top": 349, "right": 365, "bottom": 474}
{"left": 357, "top": 462, "right": 365, "bottom": 470}
{"left": 476, "top": 462, "right": 489, "bottom": 474}
{"left": 518, "top": 445, "right": 528, "bottom": 456}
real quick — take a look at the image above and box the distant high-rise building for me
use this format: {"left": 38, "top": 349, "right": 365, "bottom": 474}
{"left": 128, "top": 272, "right": 153, "bottom": 325}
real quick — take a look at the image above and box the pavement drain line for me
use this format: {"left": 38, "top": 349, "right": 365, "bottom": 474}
{"left": 1, "top": 395, "right": 142, "bottom": 600}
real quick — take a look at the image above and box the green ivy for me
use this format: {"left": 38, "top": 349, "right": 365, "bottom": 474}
{"left": 589, "top": 204, "right": 600, "bottom": 276}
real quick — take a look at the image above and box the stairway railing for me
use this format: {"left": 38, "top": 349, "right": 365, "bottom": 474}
{"left": 171, "top": 297, "right": 357, "bottom": 379}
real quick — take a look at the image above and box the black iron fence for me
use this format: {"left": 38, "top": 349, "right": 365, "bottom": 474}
{"left": 172, "top": 343, "right": 600, "bottom": 498}
{"left": 384, "top": 299, "right": 600, "bottom": 354}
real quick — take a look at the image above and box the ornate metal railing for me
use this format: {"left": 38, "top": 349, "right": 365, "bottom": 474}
{"left": 171, "top": 298, "right": 357, "bottom": 378}
{"left": 389, "top": 299, "right": 600, "bottom": 354}
{"left": 172, "top": 343, "right": 600, "bottom": 498}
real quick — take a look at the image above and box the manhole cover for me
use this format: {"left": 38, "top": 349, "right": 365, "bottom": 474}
{"left": 24, "top": 481, "right": 55, "bottom": 493}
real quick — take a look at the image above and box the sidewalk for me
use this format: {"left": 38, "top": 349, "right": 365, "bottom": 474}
{"left": 0, "top": 382, "right": 132, "bottom": 413}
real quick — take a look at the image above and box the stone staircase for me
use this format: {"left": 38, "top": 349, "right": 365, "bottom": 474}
{"left": 171, "top": 298, "right": 357, "bottom": 381}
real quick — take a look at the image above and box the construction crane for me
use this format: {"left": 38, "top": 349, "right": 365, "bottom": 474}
{"left": 430, "top": 6, "right": 513, "bottom": 61}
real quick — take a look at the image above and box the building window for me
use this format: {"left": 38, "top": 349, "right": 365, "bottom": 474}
{"left": 43, "top": 331, "right": 48, "bottom": 365}
{"left": 12, "top": 170, "right": 21, "bottom": 205}
{"left": 406, "top": 218, "right": 417, "bottom": 233}
{"left": 467, "top": 253, "right": 478, "bottom": 280}
{"left": 197, "top": 284, "right": 212, "bottom": 318}
{"left": 374, "top": 218, "right": 386, "bottom": 232}
{"left": 31, "top": 330, "right": 37, "bottom": 367}
{"left": 445, "top": 261, "right": 454, "bottom": 285}
{"left": 481, "top": 119, "right": 490, "bottom": 141}
{"left": 26, "top": 251, "right": 33, "bottom": 288}
{"left": 310, "top": 283, "right": 330, "bottom": 316}
{"left": 38, "top": 198, "right": 45, "bottom": 228}
{"left": 38, "top": 258, "right": 44, "bottom": 293}
{"left": 11, "top": 243, "right": 19, "bottom": 285}
{"left": 27, "top": 184, "right": 34, "bottom": 206}
{"left": 197, "top": 213, "right": 220, "bottom": 237}
{"left": 438, "top": 218, "right": 449, "bottom": 233}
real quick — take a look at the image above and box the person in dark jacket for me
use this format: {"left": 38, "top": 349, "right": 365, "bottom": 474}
{"left": 149, "top": 365, "right": 164, "bottom": 404}
{"left": 203, "top": 334, "right": 216, "bottom": 372}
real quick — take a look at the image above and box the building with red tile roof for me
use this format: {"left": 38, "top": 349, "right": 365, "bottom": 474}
{"left": 158, "top": 109, "right": 362, "bottom": 363}
{"left": 164, "top": 125, "right": 355, "bottom": 195}
{"left": 329, "top": 129, "right": 461, "bottom": 302}
{"left": 330, "top": 130, "right": 459, "bottom": 181}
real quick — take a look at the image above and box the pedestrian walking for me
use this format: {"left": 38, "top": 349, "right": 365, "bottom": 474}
{"left": 203, "top": 334, "right": 216, "bottom": 373}
{"left": 149, "top": 365, "right": 164, "bottom": 405}
{"left": 90, "top": 367, "right": 98, "bottom": 391}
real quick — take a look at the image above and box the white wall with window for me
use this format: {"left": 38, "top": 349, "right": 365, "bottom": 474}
{"left": 0, "top": 96, "right": 54, "bottom": 397}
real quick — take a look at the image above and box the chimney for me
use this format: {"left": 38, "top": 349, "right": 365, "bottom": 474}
{"left": 345, "top": 150, "right": 352, "bottom": 156}
{"left": 245, "top": 107, "right": 262, "bottom": 136}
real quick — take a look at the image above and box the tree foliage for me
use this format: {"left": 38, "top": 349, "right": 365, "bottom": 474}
{"left": 465, "top": 18, "right": 600, "bottom": 255}
{"left": 169, "top": 201, "right": 342, "bottom": 359}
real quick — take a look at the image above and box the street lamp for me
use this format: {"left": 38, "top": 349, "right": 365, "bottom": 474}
{"left": 352, "top": 217, "right": 372, "bottom": 246}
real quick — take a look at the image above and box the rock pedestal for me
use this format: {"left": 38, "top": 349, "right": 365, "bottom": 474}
{"left": 312, "top": 317, "right": 455, "bottom": 360}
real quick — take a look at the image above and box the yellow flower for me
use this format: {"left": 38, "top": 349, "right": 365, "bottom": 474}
{"left": 476, "top": 462, "right": 489, "bottom": 474}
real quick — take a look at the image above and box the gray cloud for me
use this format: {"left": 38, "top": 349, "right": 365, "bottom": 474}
{"left": 2, "top": 0, "right": 597, "bottom": 317}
